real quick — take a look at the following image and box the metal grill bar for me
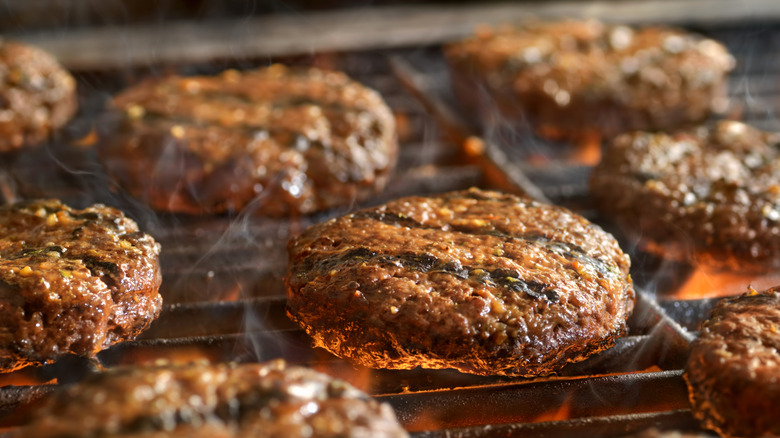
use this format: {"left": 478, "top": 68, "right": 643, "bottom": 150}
{"left": 383, "top": 371, "right": 690, "bottom": 432}
{"left": 410, "top": 410, "right": 701, "bottom": 438}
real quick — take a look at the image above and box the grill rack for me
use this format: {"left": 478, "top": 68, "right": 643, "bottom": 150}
{"left": 2, "top": 10, "right": 780, "bottom": 437}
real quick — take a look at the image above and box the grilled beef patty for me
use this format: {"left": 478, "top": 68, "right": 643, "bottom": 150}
{"left": 0, "top": 199, "right": 162, "bottom": 372}
{"left": 16, "top": 360, "right": 408, "bottom": 438}
{"left": 100, "top": 64, "right": 397, "bottom": 216}
{"left": 0, "top": 40, "right": 77, "bottom": 152}
{"left": 444, "top": 20, "right": 734, "bottom": 140}
{"left": 590, "top": 120, "right": 780, "bottom": 272}
{"left": 285, "top": 188, "right": 635, "bottom": 377}
{"left": 685, "top": 287, "right": 780, "bottom": 438}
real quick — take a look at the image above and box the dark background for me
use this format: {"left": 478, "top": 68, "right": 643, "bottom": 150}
{"left": 1, "top": 0, "right": 514, "bottom": 32}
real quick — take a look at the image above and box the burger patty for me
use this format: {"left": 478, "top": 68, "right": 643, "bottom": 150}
{"left": 444, "top": 20, "right": 734, "bottom": 140}
{"left": 0, "top": 199, "right": 162, "bottom": 372}
{"left": 0, "top": 39, "right": 77, "bottom": 152}
{"left": 16, "top": 360, "right": 408, "bottom": 438}
{"left": 684, "top": 287, "right": 780, "bottom": 438}
{"left": 100, "top": 64, "right": 397, "bottom": 216}
{"left": 285, "top": 188, "right": 635, "bottom": 377}
{"left": 590, "top": 120, "right": 780, "bottom": 272}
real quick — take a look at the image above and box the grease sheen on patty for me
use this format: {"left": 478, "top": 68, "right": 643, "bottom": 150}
{"left": 285, "top": 188, "right": 635, "bottom": 377}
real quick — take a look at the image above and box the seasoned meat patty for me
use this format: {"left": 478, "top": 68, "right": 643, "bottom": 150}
{"left": 590, "top": 120, "right": 780, "bottom": 272}
{"left": 16, "top": 360, "right": 409, "bottom": 438}
{"left": 0, "top": 199, "right": 162, "bottom": 372}
{"left": 100, "top": 64, "right": 397, "bottom": 216}
{"left": 0, "top": 39, "right": 77, "bottom": 152}
{"left": 444, "top": 20, "right": 734, "bottom": 140}
{"left": 285, "top": 188, "right": 635, "bottom": 377}
{"left": 684, "top": 287, "right": 780, "bottom": 438}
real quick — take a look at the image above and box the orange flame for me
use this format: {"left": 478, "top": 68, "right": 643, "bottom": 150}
{"left": 673, "top": 267, "right": 780, "bottom": 300}
{"left": 0, "top": 368, "right": 55, "bottom": 387}
{"left": 531, "top": 394, "right": 572, "bottom": 423}
{"left": 71, "top": 128, "right": 99, "bottom": 148}
{"left": 535, "top": 127, "right": 603, "bottom": 165}
{"left": 570, "top": 130, "right": 602, "bottom": 165}
{"left": 116, "top": 345, "right": 221, "bottom": 367}
{"left": 311, "top": 356, "right": 374, "bottom": 393}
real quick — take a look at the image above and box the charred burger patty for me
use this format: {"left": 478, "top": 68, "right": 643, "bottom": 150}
{"left": 444, "top": 20, "right": 734, "bottom": 140}
{"left": 590, "top": 120, "right": 780, "bottom": 272}
{"left": 100, "top": 64, "right": 397, "bottom": 216}
{"left": 0, "top": 199, "right": 162, "bottom": 372}
{"left": 285, "top": 188, "right": 635, "bottom": 377}
{"left": 685, "top": 287, "right": 780, "bottom": 438}
{"left": 0, "top": 39, "right": 77, "bottom": 151}
{"left": 16, "top": 360, "right": 408, "bottom": 438}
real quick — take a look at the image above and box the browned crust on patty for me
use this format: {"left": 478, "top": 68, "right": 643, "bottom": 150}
{"left": 0, "top": 40, "right": 77, "bottom": 152}
{"left": 684, "top": 287, "right": 780, "bottom": 438}
{"left": 0, "top": 199, "right": 162, "bottom": 372}
{"left": 285, "top": 188, "right": 635, "bottom": 377}
{"left": 99, "top": 64, "right": 397, "bottom": 216}
{"left": 16, "top": 360, "right": 408, "bottom": 438}
{"left": 590, "top": 120, "right": 780, "bottom": 272}
{"left": 444, "top": 20, "right": 734, "bottom": 140}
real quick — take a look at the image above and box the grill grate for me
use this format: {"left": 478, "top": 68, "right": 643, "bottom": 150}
{"left": 3, "top": 14, "right": 779, "bottom": 438}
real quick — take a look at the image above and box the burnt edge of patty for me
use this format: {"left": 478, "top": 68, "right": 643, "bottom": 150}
{"left": 16, "top": 360, "right": 409, "bottom": 438}
{"left": 0, "top": 40, "right": 78, "bottom": 152}
{"left": 684, "top": 287, "right": 780, "bottom": 438}
{"left": 0, "top": 199, "right": 162, "bottom": 372}
{"left": 590, "top": 120, "right": 780, "bottom": 273}
{"left": 99, "top": 64, "right": 397, "bottom": 216}
{"left": 444, "top": 20, "right": 734, "bottom": 140}
{"left": 285, "top": 188, "right": 635, "bottom": 377}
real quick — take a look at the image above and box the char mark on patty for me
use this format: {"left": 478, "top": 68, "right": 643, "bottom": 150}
{"left": 299, "top": 247, "right": 560, "bottom": 302}
{"left": 351, "top": 209, "right": 609, "bottom": 275}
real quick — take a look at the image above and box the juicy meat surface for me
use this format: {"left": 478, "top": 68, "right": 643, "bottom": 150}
{"left": 444, "top": 20, "right": 734, "bottom": 140}
{"left": 685, "top": 287, "right": 780, "bottom": 438}
{"left": 16, "top": 360, "right": 409, "bottom": 438}
{"left": 285, "top": 188, "right": 635, "bottom": 377}
{"left": 590, "top": 120, "right": 780, "bottom": 272}
{"left": 100, "top": 64, "right": 397, "bottom": 216}
{"left": 0, "top": 199, "right": 162, "bottom": 372}
{"left": 0, "top": 40, "right": 77, "bottom": 151}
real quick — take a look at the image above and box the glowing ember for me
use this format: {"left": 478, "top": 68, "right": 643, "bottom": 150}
{"left": 462, "top": 136, "right": 486, "bottom": 157}
{"left": 70, "top": 128, "right": 98, "bottom": 148}
{"left": 534, "top": 127, "right": 603, "bottom": 165}
{"left": 394, "top": 112, "right": 413, "bottom": 142}
{"left": 531, "top": 395, "right": 572, "bottom": 423}
{"left": 570, "top": 130, "right": 602, "bottom": 165}
{"left": 0, "top": 369, "right": 55, "bottom": 387}
{"left": 673, "top": 267, "right": 780, "bottom": 300}
{"left": 311, "top": 359, "right": 374, "bottom": 393}
{"left": 113, "top": 346, "right": 220, "bottom": 367}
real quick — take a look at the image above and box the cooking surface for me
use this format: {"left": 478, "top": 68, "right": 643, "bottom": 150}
{"left": 2, "top": 3, "right": 780, "bottom": 436}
